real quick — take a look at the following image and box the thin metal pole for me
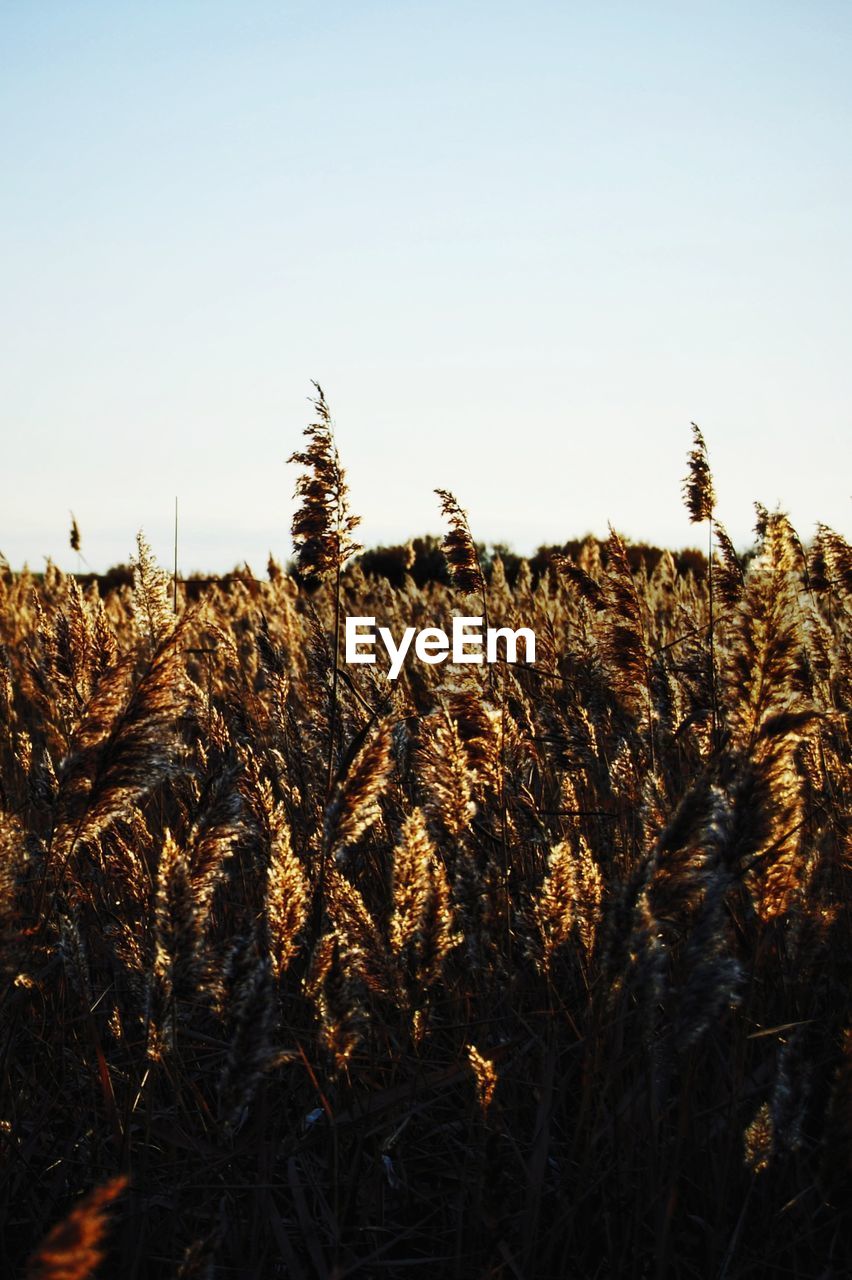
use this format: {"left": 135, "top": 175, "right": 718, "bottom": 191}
{"left": 173, "top": 496, "right": 179, "bottom": 614}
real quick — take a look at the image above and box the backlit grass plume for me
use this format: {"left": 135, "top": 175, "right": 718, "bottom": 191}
{"left": 390, "top": 807, "right": 458, "bottom": 995}
{"left": 288, "top": 382, "right": 361, "bottom": 586}
{"left": 712, "top": 519, "right": 745, "bottom": 606}
{"left": 288, "top": 383, "right": 363, "bottom": 802}
{"left": 682, "top": 423, "right": 720, "bottom": 743}
{"left": 682, "top": 422, "right": 715, "bottom": 524}
{"left": 26, "top": 1176, "right": 126, "bottom": 1280}
{"left": 265, "top": 804, "right": 309, "bottom": 979}
{"left": 434, "top": 489, "right": 486, "bottom": 599}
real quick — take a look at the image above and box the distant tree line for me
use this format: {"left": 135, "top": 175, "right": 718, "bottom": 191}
{"left": 355, "top": 534, "right": 708, "bottom": 588}
{"left": 62, "top": 534, "right": 709, "bottom": 598}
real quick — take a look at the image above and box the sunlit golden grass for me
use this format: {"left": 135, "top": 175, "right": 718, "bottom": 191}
{"left": 1, "top": 411, "right": 851, "bottom": 1277}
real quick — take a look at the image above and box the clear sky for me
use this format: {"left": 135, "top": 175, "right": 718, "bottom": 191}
{"left": 2, "top": 1, "right": 850, "bottom": 573}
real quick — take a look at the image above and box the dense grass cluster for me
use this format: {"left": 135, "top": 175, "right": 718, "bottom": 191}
{"left": 1, "top": 416, "right": 851, "bottom": 1278}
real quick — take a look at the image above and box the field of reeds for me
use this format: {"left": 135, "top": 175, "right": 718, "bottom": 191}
{"left": 2, "top": 403, "right": 851, "bottom": 1279}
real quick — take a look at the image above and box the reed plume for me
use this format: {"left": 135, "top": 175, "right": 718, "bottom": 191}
{"left": 682, "top": 422, "right": 715, "bottom": 523}
{"left": 390, "top": 807, "right": 458, "bottom": 997}
{"left": 535, "top": 835, "right": 603, "bottom": 970}
{"left": 417, "top": 711, "right": 476, "bottom": 839}
{"left": 217, "top": 929, "right": 274, "bottom": 1132}
{"left": 153, "top": 829, "right": 201, "bottom": 1019}
{"left": 467, "top": 1044, "right": 497, "bottom": 1113}
{"left": 265, "top": 804, "right": 308, "bottom": 979}
{"left": 434, "top": 489, "right": 486, "bottom": 599}
{"left": 305, "top": 929, "right": 365, "bottom": 1070}
{"left": 288, "top": 383, "right": 363, "bottom": 820}
{"left": 131, "top": 531, "right": 172, "bottom": 648}
{"left": 325, "top": 721, "right": 393, "bottom": 865}
{"left": 712, "top": 519, "right": 745, "bottom": 606}
{"left": 26, "top": 1176, "right": 126, "bottom": 1280}
{"left": 552, "top": 553, "right": 606, "bottom": 611}
{"left": 288, "top": 382, "right": 361, "bottom": 584}
{"left": 54, "top": 613, "right": 190, "bottom": 857}
{"left": 810, "top": 524, "right": 852, "bottom": 596}
{"left": 682, "top": 423, "right": 719, "bottom": 743}
{"left": 434, "top": 489, "right": 493, "bottom": 683}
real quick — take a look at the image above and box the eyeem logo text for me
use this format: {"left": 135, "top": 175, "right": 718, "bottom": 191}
{"left": 345, "top": 616, "right": 536, "bottom": 680}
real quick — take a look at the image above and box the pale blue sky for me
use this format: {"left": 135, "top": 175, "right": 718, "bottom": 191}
{"left": 1, "top": 1, "right": 850, "bottom": 572}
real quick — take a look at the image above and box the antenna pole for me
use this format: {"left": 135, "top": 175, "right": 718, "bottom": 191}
{"left": 173, "top": 496, "right": 179, "bottom": 614}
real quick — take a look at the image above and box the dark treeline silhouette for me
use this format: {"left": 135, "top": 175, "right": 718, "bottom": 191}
{"left": 357, "top": 534, "right": 708, "bottom": 587}
{"left": 66, "top": 535, "right": 708, "bottom": 598}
